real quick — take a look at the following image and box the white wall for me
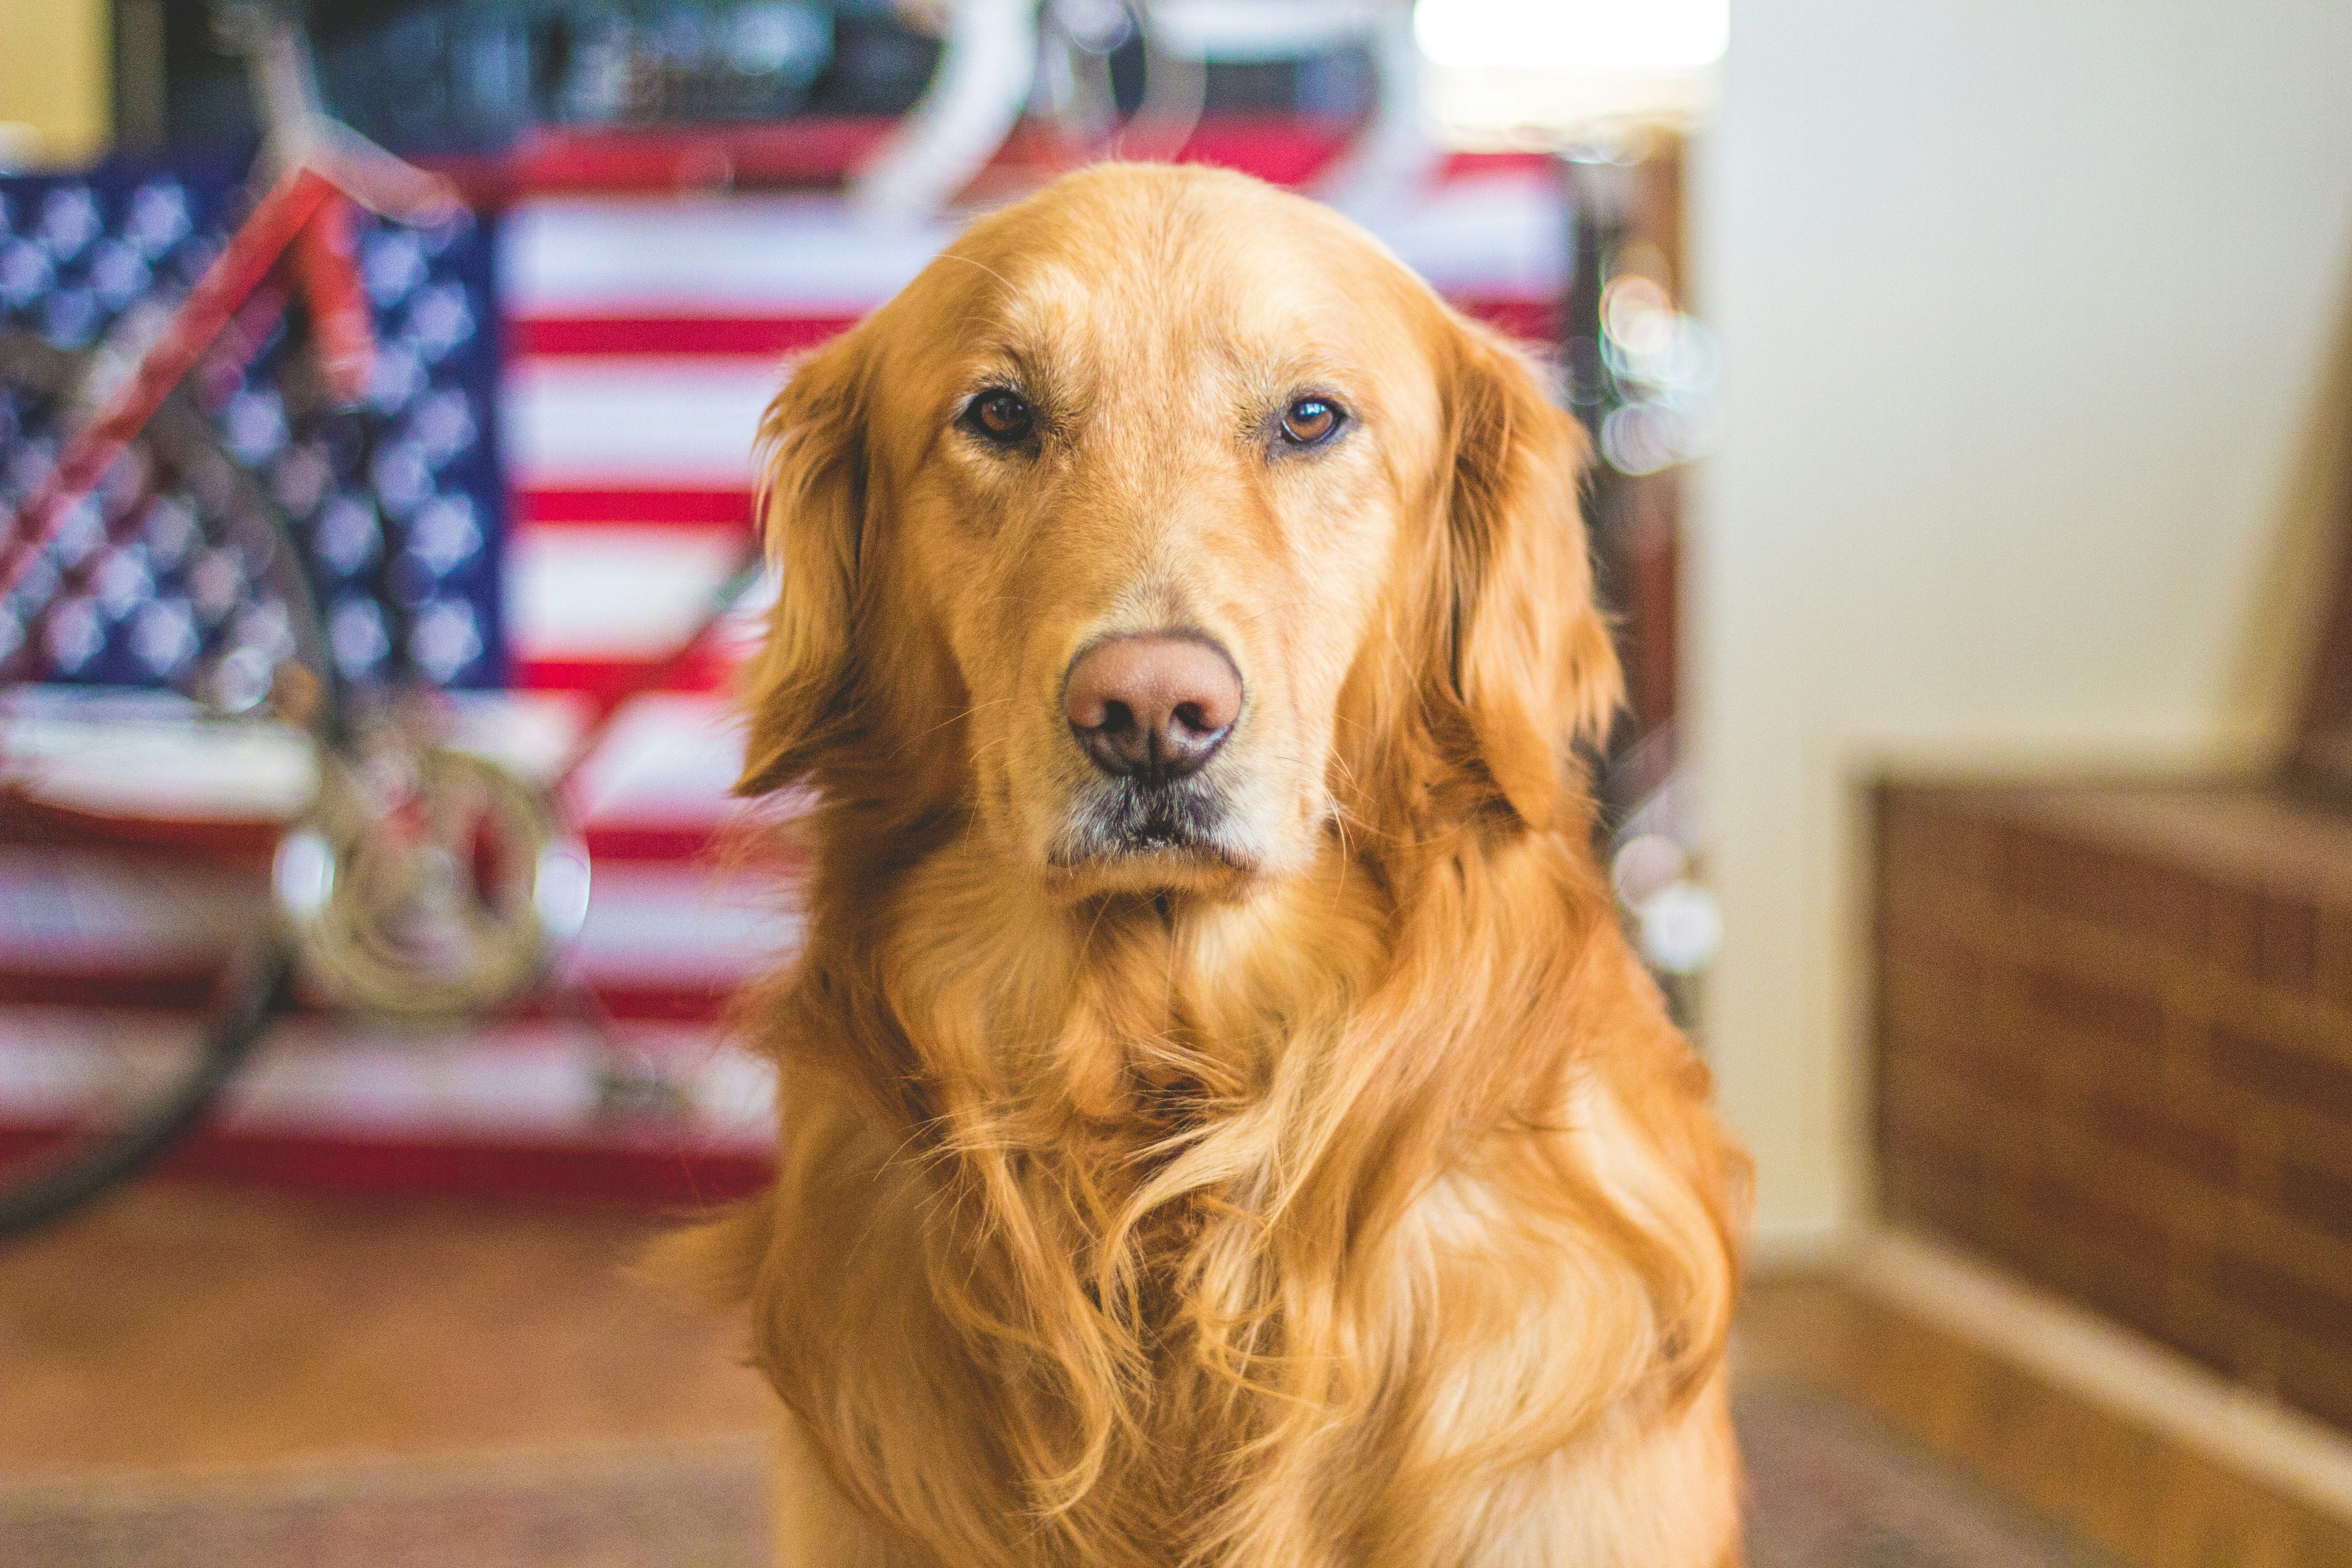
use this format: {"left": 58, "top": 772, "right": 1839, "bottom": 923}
{"left": 1690, "top": 1, "right": 2352, "bottom": 1253}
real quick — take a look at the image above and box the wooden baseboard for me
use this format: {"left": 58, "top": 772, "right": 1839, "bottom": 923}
{"left": 1739, "top": 1227, "right": 2352, "bottom": 1568}
{"left": 1847, "top": 1229, "right": 2352, "bottom": 1519}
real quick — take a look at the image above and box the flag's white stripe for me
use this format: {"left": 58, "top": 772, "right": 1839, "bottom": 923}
{"left": 575, "top": 860, "right": 800, "bottom": 983}
{"left": 506, "top": 525, "right": 745, "bottom": 660}
{"left": 566, "top": 691, "right": 765, "bottom": 825}
{"left": 0, "top": 691, "right": 754, "bottom": 827}
{"left": 499, "top": 179, "right": 1565, "bottom": 317}
{"left": 0, "top": 708, "right": 318, "bottom": 823}
{"left": 0, "top": 1009, "right": 777, "bottom": 1148}
{"left": 1374, "top": 173, "right": 1569, "bottom": 299}
{"left": 503, "top": 195, "right": 959, "bottom": 316}
{"left": 0, "top": 852, "right": 791, "bottom": 985}
{"left": 505, "top": 359, "right": 777, "bottom": 485}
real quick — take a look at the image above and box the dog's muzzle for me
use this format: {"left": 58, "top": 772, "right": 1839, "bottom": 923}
{"left": 1049, "top": 774, "right": 1239, "bottom": 866}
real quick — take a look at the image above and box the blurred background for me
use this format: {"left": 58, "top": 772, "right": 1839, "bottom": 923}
{"left": 2, "top": 2, "right": 2350, "bottom": 1564}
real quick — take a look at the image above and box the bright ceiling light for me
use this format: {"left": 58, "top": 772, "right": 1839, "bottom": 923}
{"left": 1411, "top": 0, "right": 1729, "bottom": 76}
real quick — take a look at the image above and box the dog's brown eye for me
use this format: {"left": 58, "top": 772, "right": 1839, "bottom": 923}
{"left": 964, "top": 389, "right": 1034, "bottom": 445}
{"left": 1279, "top": 397, "right": 1343, "bottom": 447}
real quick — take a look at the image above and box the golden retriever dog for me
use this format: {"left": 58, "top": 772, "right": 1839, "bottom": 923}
{"left": 671, "top": 162, "right": 1750, "bottom": 1567}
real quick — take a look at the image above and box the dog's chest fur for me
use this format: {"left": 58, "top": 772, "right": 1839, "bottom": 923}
{"left": 725, "top": 828, "right": 1742, "bottom": 1566}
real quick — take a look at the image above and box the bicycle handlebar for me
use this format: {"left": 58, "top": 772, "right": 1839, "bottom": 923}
{"left": 215, "top": 2, "right": 461, "bottom": 225}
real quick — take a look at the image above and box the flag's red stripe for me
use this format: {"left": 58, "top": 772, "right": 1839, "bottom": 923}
{"left": 513, "top": 314, "right": 858, "bottom": 358}
{"left": 516, "top": 486, "right": 756, "bottom": 529}
{"left": 0, "top": 973, "right": 223, "bottom": 1009}
{"left": 0, "top": 1124, "right": 774, "bottom": 1207}
{"left": 593, "top": 820, "right": 798, "bottom": 868}
{"left": 514, "top": 652, "right": 740, "bottom": 700}
{"left": 0, "top": 798, "right": 281, "bottom": 861}
{"left": 1149, "top": 118, "right": 1357, "bottom": 187}
{"left": 1457, "top": 297, "right": 1559, "bottom": 343}
{"left": 0, "top": 817, "right": 766, "bottom": 870}
{"left": 1439, "top": 150, "right": 1560, "bottom": 181}
{"left": 428, "top": 116, "right": 903, "bottom": 202}
{"left": 0, "top": 971, "right": 746, "bottom": 1023}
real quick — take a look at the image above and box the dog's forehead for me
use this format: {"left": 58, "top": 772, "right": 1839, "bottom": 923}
{"left": 937, "top": 169, "right": 1414, "bottom": 369}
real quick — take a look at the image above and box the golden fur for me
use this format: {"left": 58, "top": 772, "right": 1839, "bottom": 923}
{"left": 669, "top": 163, "right": 1751, "bottom": 1567}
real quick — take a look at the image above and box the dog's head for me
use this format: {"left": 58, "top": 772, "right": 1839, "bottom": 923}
{"left": 738, "top": 164, "right": 1617, "bottom": 899}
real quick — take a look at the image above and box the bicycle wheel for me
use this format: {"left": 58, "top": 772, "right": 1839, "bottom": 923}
{"left": 0, "top": 326, "right": 333, "bottom": 1236}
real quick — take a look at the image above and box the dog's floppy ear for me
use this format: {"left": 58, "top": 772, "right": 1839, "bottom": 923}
{"left": 736, "top": 328, "right": 872, "bottom": 797}
{"left": 1436, "top": 318, "right": 1622, "bottom": 831}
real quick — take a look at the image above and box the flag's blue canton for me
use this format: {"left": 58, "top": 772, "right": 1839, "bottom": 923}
{"left": 0, "top": 160, "right": 505, "bottom": 690}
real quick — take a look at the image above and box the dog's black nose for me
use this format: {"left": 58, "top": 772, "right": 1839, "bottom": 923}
{"left": 1063, "top": 633, "right": 1241, "bottom": 783}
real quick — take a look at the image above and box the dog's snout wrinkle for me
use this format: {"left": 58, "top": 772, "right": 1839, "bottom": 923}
{"left": 1064, "top": 632, "right": 1242, "bottom": 784}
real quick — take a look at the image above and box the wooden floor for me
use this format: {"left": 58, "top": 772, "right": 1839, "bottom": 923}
{"left": 3, "top": 1183, "right": 2348, "bottom": 1568}
{"left": 0, "top": 1184, "right": 769, "bottom": 1475}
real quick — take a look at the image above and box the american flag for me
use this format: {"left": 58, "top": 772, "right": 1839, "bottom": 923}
{"left": 0, "top": 134, "right": 1568, "bottom": 1200}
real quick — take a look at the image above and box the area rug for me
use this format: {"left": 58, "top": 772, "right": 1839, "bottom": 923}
{"left": 0, "top": 1387, "right": 2113, "bottom": 1567}
{"left": 0, "top": 1436, "right": 771, "bottom": 1568}
{"left": 1739, "top": 1384, "right": 2119, "bottom": 1568}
